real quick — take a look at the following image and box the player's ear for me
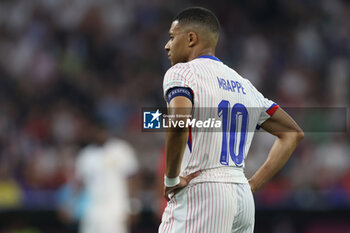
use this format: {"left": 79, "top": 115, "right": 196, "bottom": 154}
{"left": 187, "top": 32, "right": 198, "bottom": 47}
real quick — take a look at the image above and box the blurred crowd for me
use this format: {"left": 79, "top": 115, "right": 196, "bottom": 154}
{"left": 0, "top": 0, "right": 349, "bottom": 231}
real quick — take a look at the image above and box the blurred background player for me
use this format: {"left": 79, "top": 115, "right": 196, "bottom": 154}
{"left": 74, "top": 124, "right": 139, "bottom": 233}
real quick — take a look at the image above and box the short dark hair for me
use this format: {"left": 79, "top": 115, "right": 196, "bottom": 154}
{"left": 174, "top": 7, "right": 220, "bottom": 35}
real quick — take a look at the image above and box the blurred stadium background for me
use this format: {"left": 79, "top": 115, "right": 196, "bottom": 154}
{"left": 0, "top": 0, "right": 349, "bottom": 232}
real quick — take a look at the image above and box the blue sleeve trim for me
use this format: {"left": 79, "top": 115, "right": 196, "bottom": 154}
{"left": 266, "top": 103, "right": 277, "bottom": 111}
{"left": 197, "top": 55, "right": 222, "bottom": 62}
{"left": 166, "top": 87, "right": 194, "bottom": 104}
{"left": 187, "top": 138, "right": 192, "bottom": 153}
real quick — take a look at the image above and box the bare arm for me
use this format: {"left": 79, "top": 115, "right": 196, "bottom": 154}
{"left": 164, "top": 96, "right": 200, "bottom": 200}
{"left": 165, "top": 96, "right": 192, "bottom": 178}
{"left": 249, "top": 107, "right": 304, "bottom": 192}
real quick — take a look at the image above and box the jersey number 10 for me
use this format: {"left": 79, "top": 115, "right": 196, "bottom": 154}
{"left": 218, "top": 100, "right": 248, "bottom": 167}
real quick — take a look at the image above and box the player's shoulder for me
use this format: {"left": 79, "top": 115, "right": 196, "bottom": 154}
{"left": 226, "top": 65, "right": 253, "bottom": 85}
{"left": 164, "top": 62, "right": 196, "bottom": 86}
{"left": 78, "top": 145, "right": 100, "bottom": 157}
{"left": 224, "top": 65, "right": 248, "bottom": 84}
{"left": 225, "top": 65, "right": 261, "bottom": 94}
{"left": 104, "top": 138, "right": 132, "bottom": 150}
{"left": 76, "top": 145, "right": 101, "bottom": 168}
{"left": 165, "top": 62, "right": 192, "bottom": 77}
{"left": 104, "top": 138, "right": 135, "bottom": 156}
{"left": 239, "top": 74, "right": 254, "bottom": 87}
{"left": 104, "top": 138, "right": 138, "bottom": 171}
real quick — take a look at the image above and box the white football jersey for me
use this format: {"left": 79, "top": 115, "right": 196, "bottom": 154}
{"left": 75, "top": 138, "right": 138, "bottom": 219}
{"left": 163, "top": 55, "right": 278, "bottom": 184}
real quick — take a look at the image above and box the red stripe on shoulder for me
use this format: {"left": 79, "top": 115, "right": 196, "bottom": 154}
{"left": 266, "top": 104, "right": 280, "bottom": 116}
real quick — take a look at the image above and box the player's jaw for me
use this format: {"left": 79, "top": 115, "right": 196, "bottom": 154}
{"left": 169, "top": 55, "right": 178, "bottom": 66}
{"left": 168, "top": 53, "right": 186, "bottom": 66}
{"left": 166, "top": 46, "right": 189, "bottom": 66}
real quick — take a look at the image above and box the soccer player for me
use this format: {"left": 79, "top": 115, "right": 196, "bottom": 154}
{"left": 159, "top": 7, "right": 304, "bottom": 233}
{"left": 75, "top": 125, "right": 138, "bottom": 233}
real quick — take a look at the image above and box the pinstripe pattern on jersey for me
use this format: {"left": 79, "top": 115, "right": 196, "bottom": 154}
{"left": 231, "top": 184, "right": 255, "bottom": 232}
{"left": 159, "top": 195, "right": 177, "bottom": 233}
{"left": 163, "top": 57, "right": 277, "bottom": 184}
{"left": 158, "top": 183, "right": 254, "bottom": 233}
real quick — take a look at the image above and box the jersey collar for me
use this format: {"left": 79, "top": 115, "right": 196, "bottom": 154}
{"left": 197, "top": 55, "right": 221, "bottom": 62}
